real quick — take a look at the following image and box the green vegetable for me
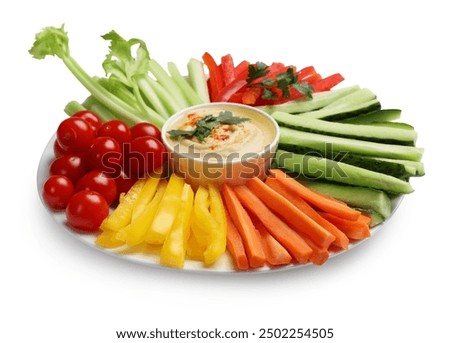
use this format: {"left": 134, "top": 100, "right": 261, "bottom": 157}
{"left": 339, "top": 109, "right": 402, "bottom": 124}
{"left": 168, "top": 111, "right": 250, "bottom": 142}
{"left": 257, "top": 86, "right": 360, "bottom": 114}
{"left": 187, "top": 58, "right": 210, "bottom": 103}
{"left": 246, "top": 63, "right": 313, "bottom": 100}
{"left": 275, "top": 150, "right": 414, "bottom": 194}
{"left": 246, "top": 62, "right": 270, "bottom": 83}
{"left": 29, "top": 25, "right": 165, "bottom": 128}
{"left": 279, "top": 126, "right": 424, "bottom": 161}
{"left": 301, "top": 180, "right": 393, "bottom": 219}
{"left": 272, "top": 111, "right": 417, "bottom": 146}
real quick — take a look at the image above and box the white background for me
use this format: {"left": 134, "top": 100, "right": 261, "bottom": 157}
{"left": 1, "top": 0, "right": 448, "bottom": 342}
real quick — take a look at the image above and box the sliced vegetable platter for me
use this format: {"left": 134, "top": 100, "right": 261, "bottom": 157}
{"left": 32, "top": 25, "right": 424, "bottom": 272}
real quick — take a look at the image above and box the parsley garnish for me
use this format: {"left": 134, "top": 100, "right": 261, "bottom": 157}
{"left": 167, "top": 111, "right": 250, "bottom": 142}
{"left": 247, "top": 64, "right": 314, "bottom": 100}
{"left": 246, "top": 62, "right": 270, "bottom": 83}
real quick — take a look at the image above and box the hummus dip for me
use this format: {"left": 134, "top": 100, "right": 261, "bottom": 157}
{"left": 165, "top": 107, "right": 276, "bottom": 162}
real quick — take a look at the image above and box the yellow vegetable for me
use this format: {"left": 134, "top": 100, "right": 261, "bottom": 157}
{"left": 100, "top": 179, "right": 145, "bottom": 232}
{"left": 186, "top": 233, "right": 206, "bottom": 261}
{"left": 95, "top": 230, "right": 125, "bottom": 249}
{"left": 160, "top": 183, "right": 194, "bottom": 268}
{"left": 191, "top": 185, "right": 226, "bottom": 265}
{"left": 117, "top": 181, "right": 167, "bottom": 247}
{"left": 145, "top": 173, "right": 185, "bottom": 244}
{"left": 204, "top": 184, "right": 227, "bottom": 264}
{"left": 131, "top": 175, "right": 161, "bottom": 222}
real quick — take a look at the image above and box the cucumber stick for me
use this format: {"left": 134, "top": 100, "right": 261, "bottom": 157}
{"left": 278, "top": 143, "right": 418, "bottom": 179}
{"left": 272, "top": 111, "right": 417, "bottom": 146}
{"left": 340, "top": 109, "right": 402, "bottom": 124}
{"left": 301, "top": 180, "right": 393, "bottom": 219}
{"left": 275, "top": 150, "right": 414, "bottom": 194}
{"left": 257, "top": 85, "right": 360, "bottom": 114}
{"left": 279, "top": 126, "right": 423, "bottom": 161}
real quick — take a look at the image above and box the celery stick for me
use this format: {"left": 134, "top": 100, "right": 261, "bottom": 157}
{"left": 146, "top": 77, "right": 183, "bottom": 115}
{"left": 148, "top": 59, "right": 190, "bottom": 109}
{"left": 136, "top": 75, "right": 170, "bottom": 119}
{"left": 168, "top": 62, "right": 203, "bottom": 106}
{"left": 64, "top": 101, "right": 86, "bottom": 116}
{"left": 187, "top": 58, "right": 210, "bottom": 103}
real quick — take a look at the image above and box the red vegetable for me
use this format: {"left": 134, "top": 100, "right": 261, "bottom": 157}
{"left": 76, "top": 170, "right": 118, "bottom": 205}
{"left": 124, "top": 136, "right": 166, "bottom": 177}
{"left": 130, "top": 122, "right": 162, "bottom": 142}
{"left": 56, "top": 117, "right": 96, "bottom": 153}
{"left": 72, "top": 110, "right": 102, "bottom": 131}
{"left": 42, "top": 175, "right": 75, "bottom": 210}
{"left": 220, "top": 54, "right": 236, "bottom": 86}
{"left": 202, "top": 52, "right": 224, "bottom": 101}
{"left": 66, "top": 190, "right": 109, "bottom": 233}
{"left": 97, "top": 119, "right": 132, "bottom": 146}
{"left": 49, "top": 154, "right": 87, "bottom": 183}
{"left": 85, "top": 137, "right": 122, "bottom": 175}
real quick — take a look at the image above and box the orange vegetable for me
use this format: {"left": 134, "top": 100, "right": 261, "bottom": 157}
{"left": 301, "top": 236, "right": 329, "bottom": 266}
{"left": 265, "top": 177, "right": 349, "bottom": 250}
{"left": 319, "top": 212, "right": 371, "bottom": 240}
{"left": 268, "top": 169, "right": 361, "bottom": 221}
{"left": 246, "top": 177, "right": 336, "bottom": 249}
{"left": 225, "top": 209, "right": 249, "bottom": 271}
{"left": 222, "top": 184, "right": 265, "bottom": 268}
{"left": 233, "top": 185, "right": 312, "bottom": 264}
{"left": 359, "top": 213, "right": 373, "bottom": 227}
{"left": 252, "top": 216, "right": 292, "bottom": 266}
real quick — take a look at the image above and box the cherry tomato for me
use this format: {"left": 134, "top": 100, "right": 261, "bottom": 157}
{"left": 76, "top": 170, "right": 118, "bottom": 205}
{"left": 124, "top": 136, "right": 166, "bottom": 177}
{"left": 66, "top": 190, "right": 109, "bottom": 233}
{"left": 53, "top": 139, "right": 68, "bottom": 158}
{"left": 97, "top": 120, "right": 132, "bottom": 146}
{"left": 113, "top": 169, "right": 138, "bottom": 196}
{"left": 49, "top": 155, "right": 87, "bottom": 183}
{"left": 42, "top": 175, "right": 75, "bottom": 210}
{"left": 57, "top": 117, "right": 96, "bottom": 153}
{"left": 85, "top": 137, "right": 122, "bottom": 175}
{"left": 130, "top": 122, "right": 162, "bottom": 142}
{"left": 72, "top": 110, "right": 103, "bottom": 131}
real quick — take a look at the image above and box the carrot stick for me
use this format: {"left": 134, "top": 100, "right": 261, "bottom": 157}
{"left": 225, "top": 209, "right": 249, "bottom": 270}
{"left": 359, "top": 212, "right": 372, "bottom": 227}
{"left": 301, "top": 236, "right": 329, "bottom": 266}
{"left": 319, "top": 212, "right": 371, "bottom": 240}
{"left": 265, "top": 177, "right": 349, "bottom": 250}
{"left": 246, "top": 177, "right": 336, "bottom": 249}
{"left": 233, "top": 185, "right": 312, "bottom": 264}
{"left": 252, "top": 216, "right": 292, "bottom": 266}
{"left": 269, "top": 169, "right": 361, "bottom": 221}
{"left": 222, "top": 184, "right": 265, "bottom": 268}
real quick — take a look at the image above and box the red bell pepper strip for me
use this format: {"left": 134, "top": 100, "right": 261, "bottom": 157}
{"left": 310, "top": 73, "right": 345, "bottom": 92}
{"left": 241, "top": 87, "right": 263, "bottom": 105}
{"left": 234, "top": 60, "right": 250, "bottom": 77}
{"left": 220, "top": 54, "right": 236, "bottom": 86}
{"left": 215, "top": 68, "right": 248, "bottom": 102}
{"left": 202, "top": 52, "right": 224, "bottom": 101}
{"left": 297, "top": 66, "right": 318, "bottom": 81}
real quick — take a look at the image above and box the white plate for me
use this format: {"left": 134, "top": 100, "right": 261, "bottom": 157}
{"left": 37, "top": 135, "right": 402, "bottom": 273}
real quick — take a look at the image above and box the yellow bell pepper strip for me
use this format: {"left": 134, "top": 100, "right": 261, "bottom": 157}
{"left": 116, "top": 181, "right": 167, "bottom": 247}
{"left": 186, "top": 233, "right": 206, "bottom": 261}
{"left": 95, "top": 230, "right": 125, "bottom": 249}
{"left": 131, "top": 175, "right": 161, "bottom": 222}
{"left": 145, "top": 173, "right": 185, "bottom": 244}
{"left": 160, "top": 183, "right": 194, "bottom": 268}
{"left": 203, "top": 184, "right": 227, "bottom": 265}
{"left": 100, "top": 179, "right": 145, "bottom": 232}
